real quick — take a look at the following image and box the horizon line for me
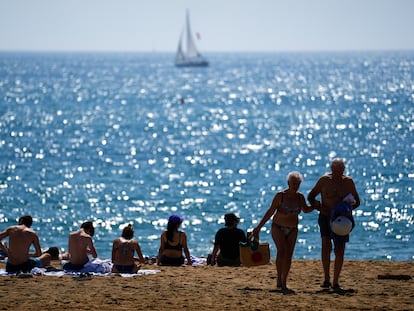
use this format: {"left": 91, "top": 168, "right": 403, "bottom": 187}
{"left": 0, "top": 48, "right": 413, "bottom": 54}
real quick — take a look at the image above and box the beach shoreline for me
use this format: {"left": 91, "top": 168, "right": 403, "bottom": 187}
{"left": 0, "top": 259, "right": 413, "bottom": 310}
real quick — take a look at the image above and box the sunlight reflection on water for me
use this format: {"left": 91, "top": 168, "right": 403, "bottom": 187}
{"left": 0, "top": 52, "right": 413, "bottom": 260}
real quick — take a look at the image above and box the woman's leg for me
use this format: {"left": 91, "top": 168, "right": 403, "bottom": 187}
{"left": 272, "top": 226, "right": 298, "bottom": 290}
{"left": 272, "top": 225, "right": 287, "bottom": 288}
{"left": 283, "top": 228, "right": 298, "bottom": 289}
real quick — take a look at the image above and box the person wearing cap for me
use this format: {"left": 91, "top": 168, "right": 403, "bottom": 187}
{"left": 251, "top": 171, "right": 314, "bottom": 293}
{"left": 157, "top": 214, "right": 192, "bottom": 266}
{"left": 210, "top": 213, "right": 247, "bottom": 267}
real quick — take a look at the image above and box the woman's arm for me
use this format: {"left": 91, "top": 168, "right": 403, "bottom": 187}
{"left": 157, "top": 232, "right": 166, "bottom": 265}
{"left": 134, "top": 241, "right": 145, "bottom": 263}
{"left": 252, "top": 192, "right": 281, "bottom": 237}
{"left": 111, "top": 239, "right": 119, "bottom": 262}
{"left": 300, "top": 193, "right": 314, "bottom": 213}
{"left": 181, "top": 232, "right": 192, "bottom": 265}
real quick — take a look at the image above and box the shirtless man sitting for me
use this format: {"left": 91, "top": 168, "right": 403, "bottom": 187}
{"left": 0, "top": 215, "right": 43, "bottom": 273}
{"left": 62, "top": 221, "right": 98, "bottom": 271}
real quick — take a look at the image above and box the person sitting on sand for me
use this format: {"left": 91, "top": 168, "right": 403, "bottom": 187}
{"left": 112, "top": 224, "right": 145, "bottom": 274}
{"left": 251, "top": 171, "right": 313, "bottom": 293}
{"left": 157, "top": 214, "right": 192, "bottom": 266}
{"left": 62, "top": 221, "right": 98, "bottom": 271}
{"left": 210, "top": 213, "right": 247, "bottom": 266}
{"left": 0, "top": 215, "right": 43, "bottom": 273}
{"left": 1, "top": 243, "right": 60, "bottom": 270}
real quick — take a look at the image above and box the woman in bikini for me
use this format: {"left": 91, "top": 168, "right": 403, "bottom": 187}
{"left": 252, "top": 171, "right": 313, "bottom": 293}
{"left": 157, "top": 214, "right": 192, "bottom": 266}
{"left": 112, "top": 224, "right": 144, "bottom": 274}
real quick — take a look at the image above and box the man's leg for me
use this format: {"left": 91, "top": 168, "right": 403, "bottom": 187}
{"left": 333, "top": 244, "right": 345, "bottom": 287}
{"left": 321, "top": 236, "right": 332, "bottom": 285}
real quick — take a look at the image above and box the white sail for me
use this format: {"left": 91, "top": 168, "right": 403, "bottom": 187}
{"left": 175, "top": 30, "right": 185, "bottom": 61}
{"left": 175, "top": 10, "right": 209, "bottom": 67}
{"left": 185, "top": 10, "right": 199, "bottom": 58}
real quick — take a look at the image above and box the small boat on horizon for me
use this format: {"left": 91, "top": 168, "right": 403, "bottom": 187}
{"left": 175, "top": 10, "right": 209, "bottom": 67}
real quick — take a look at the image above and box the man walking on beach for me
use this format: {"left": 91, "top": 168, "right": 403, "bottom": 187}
{"left": 63, "top": 221, "right": 98, "bottom": 271}
{"left": 0, "top": 215, "right": 43, "bottom": 273}
{"left": 307, "top": 158, "right": 360, "bottom": 290}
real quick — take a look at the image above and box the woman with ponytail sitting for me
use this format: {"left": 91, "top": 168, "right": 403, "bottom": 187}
{"left": 157, "top": 214, "right": 192, "bottom": 266}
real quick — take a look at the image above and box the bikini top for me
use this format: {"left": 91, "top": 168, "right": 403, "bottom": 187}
{"left": 115, "top": 240, "right": 134, "bottom": 257}
{"left": 278, "top": 192, "right": 301, "bottom": 215}
{"left": 164, "top": 232, "right": 182, "bottom": 251}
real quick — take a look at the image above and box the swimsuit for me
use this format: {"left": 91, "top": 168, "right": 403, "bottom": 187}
{"left": 32, "top": 257, "right": 43, "bottom": 268}
{"left": 113, "top": 264, "right": 135, "bottom": 273}
{"left": 63, "top": 262, "right": 85, "bottom": 271}
{"left": 318, "top": 213, "right": 349, "bottom": 248}
{"left": 6, "top": 259, "right": 37, "bottom": 273}
{"left": 272, "top": 223, "right": 298, "bottom": 237}
{"left": 159, "top": 232, "right": 185, "bottom": 266}
{"left": 279, "top": 192, "right": 301, "bottom": 214}
{"left": 114, "top": 240, "right": 135, "bottom": 258}
{"left": 159, "top": 254, "right": 184, "bottom": 266}
{"left": 164, "top": 232, "right": 182, "bottom": 251}
{"left": 272, "top": 192, "right": 301, "bottom": 236}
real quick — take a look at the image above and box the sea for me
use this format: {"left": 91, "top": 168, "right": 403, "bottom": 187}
{"left": 0, "top": 51, "right": 413, "bottom": 261}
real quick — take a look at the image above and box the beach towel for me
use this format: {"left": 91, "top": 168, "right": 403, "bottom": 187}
{"left": 0, "top": 267, "right": 160, "bottom": 277}
{"left": 1, "top": 258, "right": 160, "bottom": 277}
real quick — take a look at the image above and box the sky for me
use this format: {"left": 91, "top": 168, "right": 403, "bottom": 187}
{"left": 1, "top": 0, "right": 413, "bottom": 52}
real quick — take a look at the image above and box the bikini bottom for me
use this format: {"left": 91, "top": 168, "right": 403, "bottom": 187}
{"left": 113, "top": 264, "right": 135, "bottom": 273}
{"left": 273, "top": 223, "right": 298, "bottom": 237}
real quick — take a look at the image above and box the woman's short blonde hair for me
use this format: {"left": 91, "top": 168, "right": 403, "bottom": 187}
{"left": 287, "top": 171, "right": 303, "bottom": 183}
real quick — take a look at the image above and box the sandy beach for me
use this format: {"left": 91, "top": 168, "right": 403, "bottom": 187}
{"left": 0, "top": 259, "right": 413, "bottom": 310}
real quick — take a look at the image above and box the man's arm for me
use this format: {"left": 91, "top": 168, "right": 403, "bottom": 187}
{"left": 86, "top": 237, "right": 98, "bottom": 259}
{"left": 349, "top": 178, "right": 360, "bottom": 209}
{"left": 29, "top": 233, "right": 42, "bottom": 257}
{"left": 210, "top": 244, "right": 220, "bottom": 266}
{"left": 0, "top": 227, "right": 10, "bottom": 242}
{"left": 307, "top": 178, "right": 323, "bottom": 210}
{"left": 0, "top": 229, "right": 10, "bottom": 255}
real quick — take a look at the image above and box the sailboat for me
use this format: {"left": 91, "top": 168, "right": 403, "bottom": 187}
{"left": 175, "top": 10, "right": 209, "bottom": 67}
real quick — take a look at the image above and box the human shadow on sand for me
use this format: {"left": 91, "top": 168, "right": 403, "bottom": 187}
{"left": 308, "top": 286, "right": 356, "bottom": 296}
